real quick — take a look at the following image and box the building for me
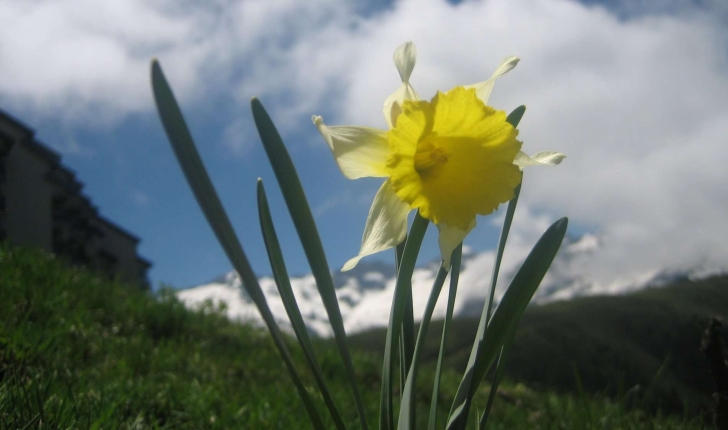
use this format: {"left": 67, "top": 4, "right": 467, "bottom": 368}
{"left": 0, "top": 109, "right": 151, "bottom": 288}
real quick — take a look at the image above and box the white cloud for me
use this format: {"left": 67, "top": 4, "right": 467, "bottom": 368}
{"left": 288, "top": 0, "right": 728, "bottom": 285}
{"left": 2, "top": 0, "right": 728, "bottom": 289}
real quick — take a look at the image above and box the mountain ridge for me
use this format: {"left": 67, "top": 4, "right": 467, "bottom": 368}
{"left": 176, "top": 233, "right": 724, "bottom": 337}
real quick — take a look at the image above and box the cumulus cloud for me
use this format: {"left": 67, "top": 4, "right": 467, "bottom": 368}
{"left": 2, "top": 0, "right": 728, "bottom": 289}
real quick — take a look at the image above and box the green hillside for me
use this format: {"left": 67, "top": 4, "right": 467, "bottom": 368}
{"left": 349, "top": 276, "right": 728, "bottom": 417}
{"left": 0, "top": 244, "right": 713, "bottom": 428}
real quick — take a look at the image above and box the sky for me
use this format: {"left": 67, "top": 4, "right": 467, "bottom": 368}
{"left": 1, "top": 0, "right": 727, "bottom": 289}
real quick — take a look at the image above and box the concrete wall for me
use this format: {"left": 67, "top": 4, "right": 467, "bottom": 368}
{"left": 5, "top": 140, "right": 54, "bottom": 250}
{"left": 0, "top": 109, "right": 151, "bottom": 288}
{"left": 97, "top": 218, "right": 143, "bottom": 284}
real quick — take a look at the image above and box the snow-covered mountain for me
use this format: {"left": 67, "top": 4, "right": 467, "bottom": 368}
{"left": 176, "top": 233, "right": 722, "bottom": 337}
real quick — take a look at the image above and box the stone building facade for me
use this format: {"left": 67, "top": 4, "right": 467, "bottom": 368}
{"left": 0, "top": 109, "right": 151, "bottom": 288}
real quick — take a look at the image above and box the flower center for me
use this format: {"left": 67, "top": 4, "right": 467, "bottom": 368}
{"left": 413, "top": 141, "right": 449, "bottom": 173}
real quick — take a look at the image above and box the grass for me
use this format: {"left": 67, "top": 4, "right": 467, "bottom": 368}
{"left": 0, "top": 243, "right": 712, "bottom": 428}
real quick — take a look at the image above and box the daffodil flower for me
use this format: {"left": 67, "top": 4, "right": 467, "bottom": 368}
{"left": 313, "top": 42, "right": 564, "bottom": 271}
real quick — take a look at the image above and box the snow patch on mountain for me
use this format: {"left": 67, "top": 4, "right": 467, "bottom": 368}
{"left": 176, "top": 232, "right": 723, "bottom": 337}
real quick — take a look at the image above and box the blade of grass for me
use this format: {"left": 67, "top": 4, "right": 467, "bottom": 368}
{"left": 257, "top": 179, "right": 346, "bottom": 430}
{"left": 446, "top": 217, "right": 568, "bottom": 429}
{"left": 398, "top": 265, "right": 449, "bottom": 430}
{"left": 380, "top": 213, "right": 429, "bottom": 430}
{"left": 251, "top": 98, "right": 368, "bottom": 429}
{"left": 428, "top": 244, "right": 462, "bottom": 430}
{"left": 151, "top": 60, "right": 325, "bottom": 428}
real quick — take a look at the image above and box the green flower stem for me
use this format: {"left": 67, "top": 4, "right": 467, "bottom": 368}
{"left": 379, "top": 213, "right": 429, "bottom": 430}
{"left": 398, "top": 265, "right": 450, "bottom": 430}
{"left": 251, "top": 99, "right": 368, "bottom": 430}
{"left": 150, "top": 60, "right": 325, "bottom": 428}
{"left": 257, "top": 180, "right": 346, "bottom": 430}
{"left": 428, "top": 244, "right": 462, "bottom": 430}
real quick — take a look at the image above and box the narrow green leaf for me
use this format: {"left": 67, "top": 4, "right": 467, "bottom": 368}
{"left": 395, "top": 239, "right": 414, "bottom": 401}
{"left": 380, "top": 213, "right": 429, "bottom": 430}
{"left": 483, "top": 104, "right": 525, "bottom": 327}
{"left": 398, "top": 265, "right": 449, "bottom": 430}
{"left": 250, "top": 98, "right": 367, "bottom": 429}
{"left": 485, "top": 181, "right": 521, "bottom": 326}
{"left": 428, "top": 244, "right": 462, "bottom": 430}
{"left": 151, "top": 60, "right": 324, "bottom": 429}
{"left": 447, "top": 105, "right": 524, "bottom": 429}
{"left": 257, "top": 180, "right": 346, "bottom": 430}
{"left": 400, "top": 273, "right": 415, "bottom": 399}
{"left": 479, "top": 328, "right": 516, "bottom": 429}
{"left": 447, "top": 217, "right": 568, "bottom": 429}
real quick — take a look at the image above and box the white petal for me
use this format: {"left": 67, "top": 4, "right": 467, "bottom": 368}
{"left": 513, "top": 151, "right": 566, "bottom": 170}
{"left": 342, "top": 180, "right": 410, "bottom": 271}
{"left": 464, "top": 56, "right": 520, "bottom": 105}
{"left": 312, "top": 115, "right": 390, "bottom": 179}
{"left": 437, "top": 220, "right": 476, "bottom": 271}
{"left": 383, "top": 42, "right": 420, "bottom": 129}
{"left": 382, "top": 82, "right": 419, "bottom": 129}
{"left": 393, "top": 41, "right": 417, "bottom": 83}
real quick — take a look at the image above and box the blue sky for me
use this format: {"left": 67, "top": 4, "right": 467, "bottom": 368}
{"left": 1, "top": 0, "right": 727, "bottom": 289}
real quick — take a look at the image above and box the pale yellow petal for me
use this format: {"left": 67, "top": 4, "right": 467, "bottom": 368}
{"left": 383, "top": 83, "right": 419, "bottom": 129}
{"left": 513, "top": 151, "right": 566, "bottom": 170}
{"left": 312, "top": 115, "right": 390, "bottom": 179}
{"left": 464, "top": 56, "right": 520, "bottom": 105}
{"left": 393, "top": 41, "right": 417, "bottom": 83}
{"left": 342, "top": 180, "right": 410, "bottom": 271}
{"left": 437, "top": 220, "right": 476, "bottom": 271}
{"left": 383, "top": 42, "right": 420, "bottom": 129}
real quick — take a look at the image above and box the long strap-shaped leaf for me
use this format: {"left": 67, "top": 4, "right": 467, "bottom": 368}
{"left": 447, "top": 105, "right": 522, "bottom": 428}
{"left": 398, "top": 265, "right": 449, "bottom": 430}
{"left": 483, "top": 105, "right": 526, "bottom": 327}
{"left": 475, "top": 107, "right": 524, "bottom": 430}
{"left": 446, "top": 217, "right": 568, "bottom": 429}
{"left": 478, "top": 326, "right": 516, "bottom": 429}
{"left": 150, "top": 60, "right": 324, "bottom": 428}
{"left": 380, "top": 213, "right": 429, "bottom": 430}
{"left": 428, "top": 244, "right": 462, "bottom": 430}
{"left": 257, "top": 180, "right": 346, "bottom": 430}
{"left": 400, "top": 264, "right": 415, "bottom": 400}
{"left": 394, "top": 240, "right": 415, "bottom": 402}
{"left": 250, "top": 99, "right": 368, "bottom": 430}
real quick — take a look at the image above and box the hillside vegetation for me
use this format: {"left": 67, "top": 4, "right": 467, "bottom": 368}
{"left": 0, "top": 244, "right": 713, "bottom": 428}
{"left": 349, "top": 275, "right": 728, "bottom": 418}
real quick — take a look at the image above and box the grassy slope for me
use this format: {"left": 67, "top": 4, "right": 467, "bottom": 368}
{"left": 349, "top": 276, "right": 728, "bottom": 417}
{"left": 0, "top": 245, "right": 381, "bottom": 428}
{"left": 0, "top": 244, "right": 711, "bottom": 428}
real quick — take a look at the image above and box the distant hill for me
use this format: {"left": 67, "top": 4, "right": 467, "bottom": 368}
{"left": 178, "top": 233, "right": 725, "bottom": 337}
{"left": 348, "top": 275, "right": 728, "bottom": 415}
